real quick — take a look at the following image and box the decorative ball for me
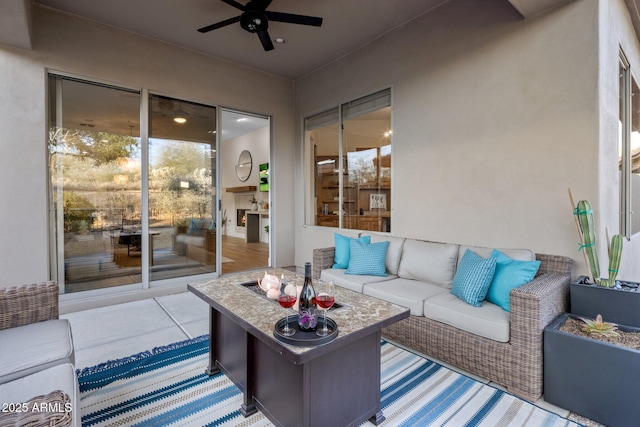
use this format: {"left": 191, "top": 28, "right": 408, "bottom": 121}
{"left": 266, "top": 288, "right": 280, "bottom": 300}
{"left": 284, "top": 284, "right": 297, "bottom": 297}
{"left": 259, "top": 272, "right": 280, "bottom": 292}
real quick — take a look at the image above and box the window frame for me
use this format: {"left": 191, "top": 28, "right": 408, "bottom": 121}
{"left": 304, "top": 88, "right": 392, "bottom": 232}
{"left": 619, "top": 50, "right": 639, "bottom": 239}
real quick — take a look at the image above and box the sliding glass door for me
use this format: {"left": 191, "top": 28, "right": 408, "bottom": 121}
{"left": 149, "top": 95, "right": 217, "bottom": 281}
{"left": 48, "top": 75, "right": 218, "bottom": 294}
{"left": 49, "top": 76, "right": 142, "bottom": 293}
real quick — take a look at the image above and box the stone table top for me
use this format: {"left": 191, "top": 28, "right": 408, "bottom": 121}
{"left": 188, "top": 268, "right": 409, "bottom": 361}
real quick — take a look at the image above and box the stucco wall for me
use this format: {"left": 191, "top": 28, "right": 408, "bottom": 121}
{"left": 0, "top": 5, "right": 295, "bottom": 286}
{"left": 599, "top": 0, "right": 640, "bottom": 280}
{"left": 295, "top": 0, "right": 611, "bottom": 278}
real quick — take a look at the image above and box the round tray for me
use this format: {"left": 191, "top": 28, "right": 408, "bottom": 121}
{"left": 273, "top": 316, "right": 338, "bottom": 346}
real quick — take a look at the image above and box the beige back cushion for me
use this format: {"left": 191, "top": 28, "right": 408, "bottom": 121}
{"left": 397, "top": 239, "right": 459, "bottom": 287}
{"left": 458, "top": 245, "right": 534, "bottom": 264}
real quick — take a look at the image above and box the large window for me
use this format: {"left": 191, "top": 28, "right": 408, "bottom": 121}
{"left": 48, "top": 75, "right": 216, "bottom": 294}
{"left": 619, "top": 54, "right": 640, "bottom": 238}
{"left": 305, "top": 89, "right": 392, "bottom": 232}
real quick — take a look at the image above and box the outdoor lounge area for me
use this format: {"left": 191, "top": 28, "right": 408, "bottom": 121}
{"left": 0, "top": 280, "right": 600, "bottom": 426}
{"left": 2, "top": 0, "right": 640, "bottom": 426}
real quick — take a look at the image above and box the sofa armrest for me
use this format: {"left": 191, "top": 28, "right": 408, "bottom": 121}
{"left": 535, "top": 253, "right": 572, "bottom": 276}
{"left": 0, "top": 282, "right": 59, "bottom": 331}
{"left": 509, "top": 272, "right": 571, "bottom": 345}
{"left": 312, "top": 247, "right": 335, "bottom": 280}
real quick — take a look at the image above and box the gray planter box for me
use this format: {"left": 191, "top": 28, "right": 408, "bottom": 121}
{"left": 544, "top": 313, "right": 640, "bottom": 427}
{"left": 570, "top": 276, "right": 640, "bottom": 327}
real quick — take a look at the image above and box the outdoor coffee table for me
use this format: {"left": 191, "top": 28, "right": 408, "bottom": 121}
{"left": 188, "top": 269, "right": 409, "bottom": 427}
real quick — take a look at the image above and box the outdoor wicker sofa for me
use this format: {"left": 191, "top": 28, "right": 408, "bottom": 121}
{"left": 312, "top": 233, "right": 572, "bottom": 401}
{"left": 0, "top": 282, "right": 80, "bottom": 426}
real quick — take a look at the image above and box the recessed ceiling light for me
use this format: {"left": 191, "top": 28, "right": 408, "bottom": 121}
{"left": 174, "top": 117, "right": 187, "bottom": 124}
{"left": 274, "top": 37, "right": 286, "bottom": 44}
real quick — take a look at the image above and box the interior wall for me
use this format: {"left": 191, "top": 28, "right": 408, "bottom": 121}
{"left": 0, "top": 5, "right": 295, "bottom": 286}
{"left": 295, "top": 0, "right": 603, "bottom": 277}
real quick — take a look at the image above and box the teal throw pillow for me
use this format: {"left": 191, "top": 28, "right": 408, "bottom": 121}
{"left": 346, "top": 239, "right": 389, "bottom": 277}
{"left": 487, "top": 249, "right": 541, "bottom": 311}
{"left": 333, "top": 234, "right": 370, "bottom": 269}
{"left": 450, "top": 249, "right": 497, "bottom": 307}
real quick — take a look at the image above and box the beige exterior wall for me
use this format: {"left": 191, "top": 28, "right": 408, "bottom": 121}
{"left": 296, "top": 0, "right": 639, "bottom": 280}
{"left": 599, "top": 0, "right": 640, "bottom": 279}
{"left": 0, "top": 6, "right": 296, "bottom": 286}
{"left": 1, "top": 0, "right": 638, "bottom": 289}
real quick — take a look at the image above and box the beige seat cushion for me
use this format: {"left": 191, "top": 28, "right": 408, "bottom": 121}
{"left": 363, "top": 278, "right": 448, "bottom": 316}
{"left": 0, "top": 363, "right": 81, "bottom": 427}
{"left": 424, "top": 292, "right": 510, "bottom": 342}
{"left": 0, "top": 319, "right": 74, "bottom": 384}
{"left": 321, "top": 268, "right": 396, "bottom": 293}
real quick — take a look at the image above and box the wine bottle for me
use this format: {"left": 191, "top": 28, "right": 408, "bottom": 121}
{"left": 298, "top": 262, "right": 318, "bottom": 332}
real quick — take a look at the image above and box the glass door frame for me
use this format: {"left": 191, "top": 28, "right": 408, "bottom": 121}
{"left": 50, "top": 72, "right": 222, "bottom": 301}
{"left": 218, "top": 107, "right": 272, "bottom": 273}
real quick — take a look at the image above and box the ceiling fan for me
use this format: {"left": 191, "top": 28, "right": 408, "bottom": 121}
{"left": 198, "top": 0, "right": 323, "bottom": 51}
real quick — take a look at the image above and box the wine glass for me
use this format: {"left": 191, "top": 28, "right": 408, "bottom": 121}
{"left": 277, "top": 280, "right": 297, "bottom": 337}
{"left": 316, "top": 280, "right": 335, "bottom": 337}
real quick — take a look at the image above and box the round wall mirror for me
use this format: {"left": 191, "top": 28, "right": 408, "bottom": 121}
{"left": 235, "top": 150, "right": 252, "bottom": 182}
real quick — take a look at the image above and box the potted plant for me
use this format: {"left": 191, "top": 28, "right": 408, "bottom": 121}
{"left": 544, "top": 312, "right": 640, "bottom": 426}
{"left": 568, "top": 193, "right": 639, "bottom": 326}
{"left": 249, "top": 196, "right": 258, "bottom": 211}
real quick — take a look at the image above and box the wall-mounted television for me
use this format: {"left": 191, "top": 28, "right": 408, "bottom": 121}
{"left": 259, "top": 163, "right": 269, "bottom": 192}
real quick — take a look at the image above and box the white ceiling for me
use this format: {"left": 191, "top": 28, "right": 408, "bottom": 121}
{"left": 1, "top": 0, "right": 578, "bottom": 140}
{"left": 33, "top": 0, "right": 459, "bottom": 79}
{"left": 0, "top": 1, "right": 579, "bottom": 80}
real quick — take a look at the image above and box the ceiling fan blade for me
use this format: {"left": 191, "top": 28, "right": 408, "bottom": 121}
{"left": 220, "top": 0, "right": 246, "bottom": 12}
{"left": 197, "top": 15, "right": 241, "bottom": 33}
{"left": 257, "top": 29, "right": 274, "bottom": 51}
{"left": 265, "top": 11, "right": 323, "bottom": 27}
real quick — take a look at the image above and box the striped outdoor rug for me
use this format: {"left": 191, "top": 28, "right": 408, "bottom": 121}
{"left": 78, "top": 336, "right": 582, "bottom": 426}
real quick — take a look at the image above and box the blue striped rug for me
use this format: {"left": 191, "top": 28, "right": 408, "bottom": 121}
{"left": 78, "top": 336, "right": 582, "bottom": 426}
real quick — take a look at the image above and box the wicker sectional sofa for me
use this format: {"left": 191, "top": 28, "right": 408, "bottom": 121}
{"left": 312, "top": 233, "right": 572, "bottom": 401}
{"left": 0, "top": 282, "right": 80, "bottom": 426}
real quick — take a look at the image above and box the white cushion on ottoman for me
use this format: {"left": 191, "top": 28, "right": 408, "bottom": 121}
{"left": 0, "top": 319, "right": 75, "bottom": 384}
{"left": 0, "top": 363, "right": 81, "bottom": 427}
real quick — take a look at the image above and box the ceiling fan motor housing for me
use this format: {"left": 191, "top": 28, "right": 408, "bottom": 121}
{"left": 241, "top": 9, "right": 268, "bottom": 33}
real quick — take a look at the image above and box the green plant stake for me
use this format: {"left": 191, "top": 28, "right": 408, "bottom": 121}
{"left": 604, "top": 234, "right": 623, "bottom": 288}
{"left": 575, "top": 200, "right": 600, "bottom": 285}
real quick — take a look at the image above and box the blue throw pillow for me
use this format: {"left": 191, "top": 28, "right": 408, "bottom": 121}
{"left": 333, "top": 234, "right": 370, "bottom": 269}
{"left": 346, "top": 239, "right": 389, "bottom": 276}
{"left": 450, "top": 249, "right": 497, "bottom": 307}
{"left": 487, "top": 249, "right": 541, "bottom": 311}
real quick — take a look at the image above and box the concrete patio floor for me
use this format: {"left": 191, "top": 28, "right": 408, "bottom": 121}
{"left": 61, "top": 290, "right": 599, "bottom": 426}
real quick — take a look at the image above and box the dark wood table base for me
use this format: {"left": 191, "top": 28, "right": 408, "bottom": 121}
{"left": 190, "top": 270, "right": 408, "bottom": 427}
